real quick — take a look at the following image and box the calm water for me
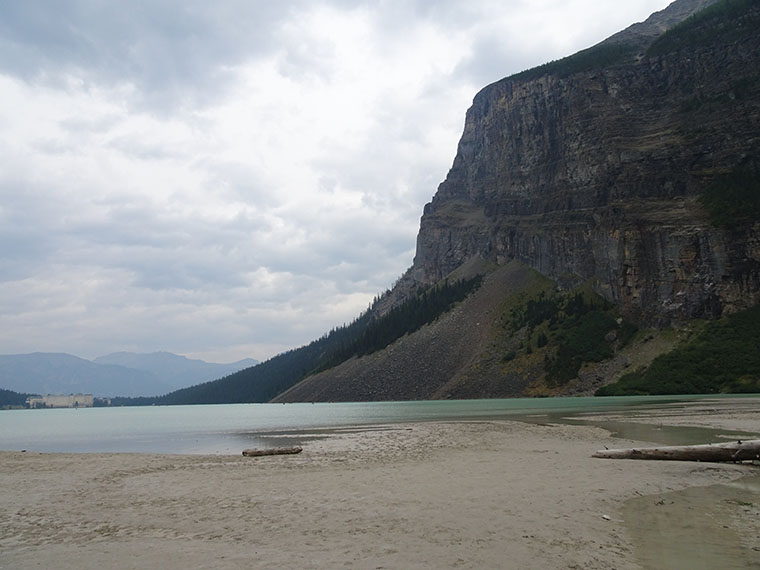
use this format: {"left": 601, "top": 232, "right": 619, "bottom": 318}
{"left": 0, "top": 395, "right": 752, "bottom": 454}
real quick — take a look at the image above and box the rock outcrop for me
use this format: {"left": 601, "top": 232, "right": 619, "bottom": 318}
{"left": 275, "top": 0, "right": 760, "bottom": 403}
{"left": 408, "top": 0, "right": 760, "bottom": 326}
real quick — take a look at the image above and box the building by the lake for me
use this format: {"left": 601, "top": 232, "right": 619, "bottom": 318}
{"left": 26, "top": 394, "right": 95, "bottom": 408}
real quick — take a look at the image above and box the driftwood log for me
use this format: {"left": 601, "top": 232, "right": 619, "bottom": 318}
{"left": 593, "top": 439, "right": 760, "bottom": 463}
{"left": 242, "top": 446, "right": 303, "bottom": 457}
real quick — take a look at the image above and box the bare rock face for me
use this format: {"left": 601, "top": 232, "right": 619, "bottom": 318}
{"left": 276, "top": 1, "right": 760, "bottom": 404}
{"left": 409, "top": 0, "right": 760, "bottom": 327}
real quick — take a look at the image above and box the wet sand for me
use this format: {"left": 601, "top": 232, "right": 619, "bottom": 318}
{"left": 1, "top": 399, "right": 758, "bottom": 569}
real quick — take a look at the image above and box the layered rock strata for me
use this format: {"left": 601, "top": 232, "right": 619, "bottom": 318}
{"left": 409, "top": 0, "right": 760, "bottom": 326}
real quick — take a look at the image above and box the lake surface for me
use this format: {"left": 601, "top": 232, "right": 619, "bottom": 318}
{"left": 0, "top": 395, "right": 752, "bottom": 454}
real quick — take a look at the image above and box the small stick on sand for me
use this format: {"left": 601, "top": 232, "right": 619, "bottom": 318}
{"left": 242, "top": 446, "right": 303, "bottom": 457}
{"left": 593, "top": 439, "right": 760, "bottom": 462}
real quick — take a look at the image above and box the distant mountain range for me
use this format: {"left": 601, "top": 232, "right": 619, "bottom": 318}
{"left": 0, "top": 352, "right": 258, "bottom": 398}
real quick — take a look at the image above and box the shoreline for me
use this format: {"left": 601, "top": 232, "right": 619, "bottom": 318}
{"left": 1, "top": 400, "right": 758, "bottom": 569}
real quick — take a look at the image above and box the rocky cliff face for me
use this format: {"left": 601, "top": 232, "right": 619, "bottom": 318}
{"left": 408, "top": 0, "right": 760, "bottom": 327}
{"left": 274, "top": 0, "right": 760, "bottom": 403}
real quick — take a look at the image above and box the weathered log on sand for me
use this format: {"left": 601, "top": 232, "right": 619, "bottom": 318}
{"left": 242, "top": 446, "right": 303, "bottom": 457}
{"left": 593, "top": 439, "right": 760, "bottom": 462}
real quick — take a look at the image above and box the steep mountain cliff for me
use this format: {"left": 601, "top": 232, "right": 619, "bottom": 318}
{"left": 408, "top": 0, "right": 760, "bottom": 327}
{"left": 125, "top": 0, "right": 758, "bottom": 405}
{"left": 276, "top": 0, "right": 760, "bottom": 402}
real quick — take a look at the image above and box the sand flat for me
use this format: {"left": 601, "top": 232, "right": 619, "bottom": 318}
{"left": 1, "top": 404, "right": 758, "bottom": 569}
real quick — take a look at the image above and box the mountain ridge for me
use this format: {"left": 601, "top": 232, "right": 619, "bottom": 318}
{"left": 404, "top": 0, "right": 760, "bottom": 326}
{"left": 274, "top": 0, "right": 760, "bottom": 401}
{"left": 0, "top": 352, "right": 258, "bottom": 398}
{"left": 93, "top": 351, "right": 258, "bottom": 391}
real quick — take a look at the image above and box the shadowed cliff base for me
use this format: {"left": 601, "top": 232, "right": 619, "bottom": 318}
{"left": 276, "top": 256, "right": 760, "bottom": 402}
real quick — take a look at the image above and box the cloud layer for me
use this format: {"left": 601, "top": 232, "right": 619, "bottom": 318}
{"left": 0, "top": 0, "right": 671, "bottom": 362}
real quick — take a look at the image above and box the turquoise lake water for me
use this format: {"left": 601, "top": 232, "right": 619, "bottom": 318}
{"left": 0, "top": 395, "right": 754, "bottom": 454}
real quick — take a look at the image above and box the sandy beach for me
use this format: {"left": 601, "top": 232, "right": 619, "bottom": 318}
{"left": 1, "top": 399, "right": 759, "bottom": 569}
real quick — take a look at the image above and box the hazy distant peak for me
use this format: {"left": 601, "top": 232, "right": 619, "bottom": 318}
{"left": 94, "top": 351, "right": 256, "bottom": 367}
{"left": 0, "top": 351, "right": 259, "bottom": 398}
{"left": 92, "top": 351, "right": 259, "bottom": 391}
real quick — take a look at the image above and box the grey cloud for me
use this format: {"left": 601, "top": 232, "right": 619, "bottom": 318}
{"left": 257, "top": 214, "right": 414, "bottom": 291}
{"left": 0, "top": 179, "right": 76, "bottom": 277}
{"left": 0, "top": 0, "right": 299, "bottom": 113}
{"left": 59, "top": 114, "right": 121, "bottom": 134}
{"left": 127, "top": 254, "right": 247, "bottom": 291}
{"left": 452, "top": 34, "right": 538, "bottom": 87}
{"left": 0, "top": 229, "right": 54, "bottom": 280}
{"left": 369, "top": 0, "right": 481, "bottom": 38}
{"left": 197, "top": 159, "right": 284, "bottom": 208}
{"left": 65, "top": 219, "right": 253, "bottom": 290}
{"left": 107, "top": 135, "right": 186, "bottom": 161}
{"left": 63, "top": 199, "right": 394, "bottom": 298}
{"left": 0, "top": 184, "right": 243, "bottom": 293}
{"left": 275, "top": 26, "right": 338, "bottom": 82}
{"left": 31, "top": 137, "right": 79, "bottom": 156}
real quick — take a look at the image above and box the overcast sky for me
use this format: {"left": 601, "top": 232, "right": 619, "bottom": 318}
{"left": 0, "top": 0, "right": 672, "bottom": 363}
